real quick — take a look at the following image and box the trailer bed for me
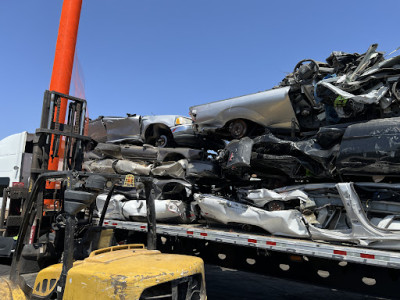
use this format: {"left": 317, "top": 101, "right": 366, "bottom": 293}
{"left": 102, "top": 219, "right": 400, "bottom": 269}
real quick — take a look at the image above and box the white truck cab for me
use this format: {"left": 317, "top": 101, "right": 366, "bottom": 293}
{"left": 0, "top": 132, "right": 33, "bottom": 208}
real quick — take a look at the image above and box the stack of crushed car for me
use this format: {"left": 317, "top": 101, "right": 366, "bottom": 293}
{"left": 86, "top": 44, "right": 400, "bottom": 250}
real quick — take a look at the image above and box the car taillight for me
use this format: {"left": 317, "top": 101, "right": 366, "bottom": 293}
{"left": 12, "top": 182, "right": 24, "bottom": 187}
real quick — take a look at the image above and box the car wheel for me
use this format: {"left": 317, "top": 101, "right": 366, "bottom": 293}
{"left": 155, "top": 130, "right": 174, "bottom": 148}
{"left": 229, "top": 119, "right": 247, "bottom": 139}
{"left": 155, "top": 134, "right": 169, "bottom": 147}
{"left": 145, "top": 128, "right": 174, "bottom": 148}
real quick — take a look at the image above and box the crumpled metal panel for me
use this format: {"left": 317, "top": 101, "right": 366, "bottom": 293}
{"left": 238, "top": 188, "right": 313, "bottom": 209}
{"left": 151, "top": 159, "right": 219, "bottom": 179}
{"left": 96, "top": 193, "right": 194, "bottom": 223}
{"left": 83, "top": 159, "right": 116, "bottom": 174}
{"left": 152, "top": 178, "right": 192, "bottom": 199}
{"left": 151, "top": 160, "right": 186, "bottom": 178}
{"left": 251, "top": 132, "right": 339, "bottom": 179}
{"left": 96, "top": 193, "right": 126, "bottom": 220}
{"left": 120, "top": 144, "right": 159, "bottom": 161}
{"left": 308, "top": 183, "right": 400, "bottom": 250}
{"left": 336, "top": 117, "right": 400, "bottom": 176}
{"left": 194, "top": 193, "right": 310, "bottom": 238}
{"left": 225, "top": 137, "right": 254, "bottom": 169}
{"left": 88, "top": 117, "right": 108, "bottom": 143}
{"left": 186, "top": 160, "right": 220, "bottom": 178}
{"left": 157, "top": 147, "right": 203, "bottom": 162}
{"left": 92, "top": 143, "right": 123, "bottom": 159}
{"left": 88, "top": 115, "right": 142, "bottom": 144}
{"left": 114, "top": 160, "right": 151, "bottom": 175}
{"left": 91, "top": 143, "right": 203, "bottom": 163}
{"left": 370, "top": 216, "right": 400, "bottom": 230}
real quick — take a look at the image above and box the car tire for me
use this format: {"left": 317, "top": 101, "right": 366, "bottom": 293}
{"left": 155, "top": 134, "right": 170, "bottom": 148}
{"left": 229, "top": 119, "right": 248, "bottom": 139}
{"left": 155, "top": 130, "right": 174, "bottom": 148}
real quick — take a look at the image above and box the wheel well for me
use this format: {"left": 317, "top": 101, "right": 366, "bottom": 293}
{"left": 145, "top": 124, "right": 172, "bottom": 139}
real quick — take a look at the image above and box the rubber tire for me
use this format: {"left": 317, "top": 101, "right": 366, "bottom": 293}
{"left": 155, "top": 134, "right": 169, "bottom": 148}
{"left": 229, "top": 119, "right": 248, "bottom": 139}
{"left": 154, "top": 130, "right": 174, "bottom": 148}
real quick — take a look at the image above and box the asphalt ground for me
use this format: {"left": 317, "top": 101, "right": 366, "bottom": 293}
{"left": 0, "top": 259, "right": 380, "bottom": 299}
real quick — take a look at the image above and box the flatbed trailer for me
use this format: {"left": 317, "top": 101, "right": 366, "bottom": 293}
{"left": 103, "top": 218, "right": 400, "bottom": 298}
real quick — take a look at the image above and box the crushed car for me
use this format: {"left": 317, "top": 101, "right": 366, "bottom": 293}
{"left": 85, "top": 43, "right": 400, "bottom": 251}
{"left": 96, "top": 178, "right": 196, "bottom": 223}
{"left": 190, "top": 44, "right": 400, "bottom": 140}
{"left": 193, "top": 182, "right": 400, "bottom": 250}
{"left": 219, "top": 116, "right": 400, "bottom": 183}
{"left": 89, "top": 114, "right": 224, "bottom": 150}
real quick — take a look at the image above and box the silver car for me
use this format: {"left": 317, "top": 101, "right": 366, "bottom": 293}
{"left": 89, "top": 114, "right": 193, "bottom": 147}
{"left": 189, "top": 86, "right": 297, "bottom": 139}
{"left": 89, "top": 114, "right": 225, "bottom": 149}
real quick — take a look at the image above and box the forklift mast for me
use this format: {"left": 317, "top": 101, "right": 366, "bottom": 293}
{"left": 47, "top": 0, "right": 82, "bottom": 175}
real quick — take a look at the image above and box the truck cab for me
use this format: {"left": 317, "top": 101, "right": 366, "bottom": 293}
{"left": 0, "top": 132, "right": 33, "bottom": 256}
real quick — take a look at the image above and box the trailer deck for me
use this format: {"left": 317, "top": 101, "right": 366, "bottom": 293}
{"left": 103, "top": 219, "right": 400, "bottom": 269}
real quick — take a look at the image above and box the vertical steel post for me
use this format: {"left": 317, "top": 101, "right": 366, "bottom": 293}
{"left": 145, "top": 181, "right": 157, "bottom": 250}
{"left": 48, "top": 0, "right": 82, "bottom": 175}
{"left": 0, "top": 188, "right": 8, "bottom": 232}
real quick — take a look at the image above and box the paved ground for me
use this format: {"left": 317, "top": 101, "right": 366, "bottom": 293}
{"left": 0, "top": 260, "right": 379, "bottom": 299}
{"left": 204, "top": 265, "right": 377, "bottom": 300}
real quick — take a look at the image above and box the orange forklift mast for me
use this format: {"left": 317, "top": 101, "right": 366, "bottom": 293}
{"left": 30, "top": 0, "right": 85, "bottom": 245}
{"left": 45, "top": 0, "right": 83, "bottom": 213}
{"left": 48, "top": 0, "right": 82, "bottom": 180}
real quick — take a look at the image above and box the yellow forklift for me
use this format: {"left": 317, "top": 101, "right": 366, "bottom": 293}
{"left": 0, "top": 91, "right": 206, "bottom": 300}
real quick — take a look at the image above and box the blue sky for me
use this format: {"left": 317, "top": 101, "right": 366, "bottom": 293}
{"left": 0, "top": 0, "right": 399, "bottom": 139}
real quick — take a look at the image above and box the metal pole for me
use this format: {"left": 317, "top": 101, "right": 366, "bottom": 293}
{"left": 145, "top": 181, "right": 157, "bottom": 250}
{"left": 47, "top": 0, "right": 83, "bottom": 178}
{"left": 57, "top": 213, "right": 75, "bottom": 300}
{"left": 99, "top": 184, "right": 116, "bottom": 226}
{"left": 0, "top": 188, "right": 8, "bottom": 233}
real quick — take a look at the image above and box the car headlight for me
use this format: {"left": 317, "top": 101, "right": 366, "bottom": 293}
{"left": 175, "top": 117, "right": 192, "bottom": 126}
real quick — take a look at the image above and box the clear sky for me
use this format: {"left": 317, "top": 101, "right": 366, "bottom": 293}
{"left": 0, "top": 0, "right": 399, "bottom": 139}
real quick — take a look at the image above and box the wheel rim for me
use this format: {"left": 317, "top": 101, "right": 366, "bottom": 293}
{"left": 229, "top": 120, "right": 247, "bottom": 139}
{"left": 155, "top": 134, "right": 168, "bottom": 147}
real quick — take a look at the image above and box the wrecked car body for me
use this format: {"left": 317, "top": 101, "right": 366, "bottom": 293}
{"left": 193, "top": 193, "right": 310, "bottom": 238}
{"left": 89, "top": 114, "right": 224, "bottom": 149}
{"left": 336, "top": 117, "right": 400, "bottom": 178}
{"left": 190, "top": 44, "right": 400, "bottom": 140}
{"left": 194, "top": 182, "right": 400, "bottom": 249}
{"left": 190, "top": 86, "right": 296, "bottom": 139}
{"left": 218, "top": 115, "right": 400, "bottom": 182}
{"left": 96, "top": 177, "right": 195, "bottom": 224}
{"left": 276, "top": 182, "right": 400, "bottom": 249}
{"left": 89, "top": 114, "right": 191, "bottom": 147}
{"left": 96, "top": 196, "right": 195, "bottom": 223}
{"left": 86, "top": 142, "right": 204, "bottom": 163}
{"left": 86, "top": 43, "right": 400, "bottom": 252}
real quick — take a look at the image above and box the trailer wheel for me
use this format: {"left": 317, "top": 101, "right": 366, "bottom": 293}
{"left": 228, "top": 119, "right": 247, "bottom": 139}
